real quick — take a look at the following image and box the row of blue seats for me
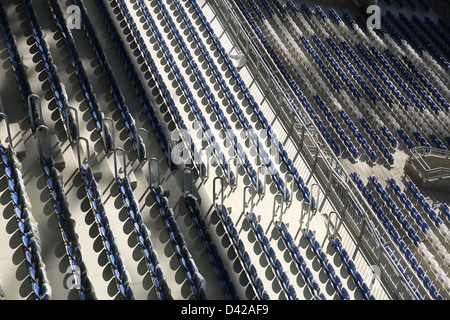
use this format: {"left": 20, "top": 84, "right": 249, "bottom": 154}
{"left": 0, "top": 144, "right": 50, "bottom": 300}
{"left": 441, "top": 203, "right": 450, "bottom": 221}
{"left": 259, "top": 0, "right": 343, "bottom": 157}
{"left": 438, "top": 18, "right": 450, "bottom": 33}
{"left": 297, "top": 33, "right": 341, "bottom": 93}
{"left": 343, "top": 38, "right": 431, "bottom": 150}
{"left": 0, "top": 4, "right": 42, "bottom": 129}
{"left": 370, "top": 45, "right": 447, "bottom": 146}
{"left": 142, "top": 0, "right": 262, "bottom": 191}
{"left": 301, "top": 5, "right": 402, "bottom": 159}
{"left": 397, "top": 43, "right": 450, "bottom": 114}
{"left": 94, "top": 0, "right": 170, "bottom": 163}
{"left": 113, "top": 0, "right": 204, "bottom": 175}
{"left": 288, "top": 13, "right": 364, "bottom": 158}
{"left": 425, "top": 16, "right": 450, "bottom": 56}
{"left": 344, "top": 10, "right": 444, "bottom": 151}
{"left": 312, "top": 9, "right": 401, "bottom": 152}
{"left": 383, "top": 48, "right": 445, "bottom": 120}
{"left": 377, "top": 229, "right": 424, "bottom": 299}
{"left": 424, "top": 16, "right": 449, "bottom": 47}
{"left": 313, "top": 5, "right": 329, "bottom": 21}
{"left": 330, "top": 236, "right": 375, "bottom": 300}
{"left": 311, "top": 33, "right": 361, "bottom": 100}
{"left": 139, "top": 0, "right": 237, "bottom": 179}
{"left": 406, "top": 180, "right": 444, "bottom": 228}
{"left": 388, "top": 178, "right": 430, "bottom": 233}
{"left": 341, "top": 12, "right": 401, "bottom": 105}
{"left": 275, "top": 221, "right": 325, "bottom": 299}
{"left": 369, "top": 175, "right": 421, "bottom": 245}
{"left": 353, "top": 172, "right": 407, "bottom": 245}
{"left": 72, "top": 0, "right": 146, "bottom": 160}
{"left": 313, "top": 95, "right": 359, "bottom": 159}
{"left": 233, "top": 0, "right": 342, "bottom": 157}
{"left": 416, "top": 0, "right": 430, "bottom": 10}
{"left": 116, "top": 176, "right": 172, "bottom": 300}
{"left": 246, "top": 212, "right": 298, "bottom": 300}
{"left": 303, "top": 229, "right": 350, "bottom": 299}
{"left": 338, "top": 109, "right": 377, "bottom": 162}
{"left": 185, "top": 193, "right": 239, "bottom": 299}
{"left": 424, "top": 17, "right": 450, "bottom": 64}
{"left": 411, "top": 15, "right": 450, "bottom": 62}
{"left": 397, "top": 12, "right": 449, "bottom": 70}
{"left": 41, "top": 156, "right": 95, "bottom": 300}
{"left": 151, "top": 184, "right": 206, "bottom": 300}
{"left": 389, "top": 184, "right": 446, "bottom": 301}
{"left": 352, "top": 172, "right": 443, "bottom": 299}
{"left": 47, "top": 0, "right": 113, "bottom": 151}
{"left": 385, "top": 11, "right": 427, "bottom": 58}
{"left": 80, "top": 165, "right": 136, "bottom": 300}
{"left": 189, "top": 0, "right": 313, "bottom": 203}
{"left": 216, "top": 204, "right": 270, "bottom": 299}
{"left": 386, "top": 10, "right": 445, "bottom": 74}
{"left": 299, "top": 2, "right": 312, "bottom": 17}
{"left": 357, "top": 42, "right": 416, "bottom": 110}
{"left": 371, "top": 46, "right": 431, "bottom": 113}
{"left": 359, "top": 117, "right": 395, "bottom": 164}
{"left": 340, "top": 37, "right": 395, "bottom": 107}
{"left": 251, "top": 0, "right": 342, "bottom": 156}
{"left": 327, "top": 7, "right": 342, "bottom": 24}
{"left": 20, "top": 0, "right": 77, "bottom": 140}
{"left": 271, "top": 0, "right": 287, "bottom": 16}
{"left": 106, "top": 172, "right": 141, "bottom": 301}
{"left": 171, "top": 0, "right": 294, "bottom": 198}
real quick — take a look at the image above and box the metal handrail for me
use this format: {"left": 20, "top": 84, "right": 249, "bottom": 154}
{"left": 212, "top": 0, "right": 421, "bottom": 299}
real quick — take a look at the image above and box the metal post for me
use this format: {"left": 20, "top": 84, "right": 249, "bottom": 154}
{"left": 148, "top": 157, "right": 160, "bottom": 187}
{"left": 67, "top": 106, "right": 79, "bottom": 143}
{"left": 300, "top": 126, "right": 305, "bottom": 146}
{"left": 0, "top": 113, "right": 13, "bottom": 148}
{"left": 304, "top": 201, "right": 312, "bottom": 233}
{"left": 168, "top": 138, "right": 179, "bottom": 169}
{"left": 199, "top": 147, "right": 210, "bottom": 179}
{"left": 182, "top": 167, "right": 193, "bottom": 195}
{"left": 113, "top": 147, "right": 127, "bottom": 180}
{"left": 228, "top": 157, "right": 238, "bottom": 188}
{"left": 213, "top": 176, "right": 224, "bottom": 207}
{"left": 284, "top": 173, "right": 294, "bottom": 205}
{"left": 27, "top": 94, "right": 42, "bottom": 131}
{"left": 311, "top": 183, "right": 320, "bottom": 211}
{"left": 272, "top": 194, "right": 284, "bottom": 222}
{"left": 257, "top": 165, "right": 266, "bottom": 196}
{"left": 137, "top": 128, "right": 149, "bottom": 160}
{"left": 36, "top": 125, "right": 51, "bottom": 157}
{"left": 76, "top": 136, "right": 90, "bottom": 169}
{"left": 245, "top": 37, "right": 249, "bottom": 55}
{"left": 313, "top": 146, "right": 320, "bottom": 168}
{"left": 266, "top": 72, "right": 271, "bottom": 91}
{"left": 101, "top": 113, "right": 114, "bottom": 150}
{"left": 326, "top": 211, "right": 338, "bottom": 238}
{"left": 243, "top": 185, "right": 255, "bottom": 215}
{"left": 327, "top": 167, "right": 334, "bottom": 191}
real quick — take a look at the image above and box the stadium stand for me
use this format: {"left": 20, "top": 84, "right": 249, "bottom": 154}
{"left": 0, "top": 0, "right": 448, "bottom": 301}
